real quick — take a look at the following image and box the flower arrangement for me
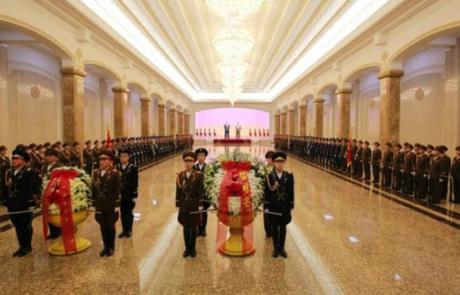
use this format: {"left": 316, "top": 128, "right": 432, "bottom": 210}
{"left": 42, "top": 166, "right": 92, "bottom": 215}
{"left": 204, "top": 150, "right": 266, "bottom": 215}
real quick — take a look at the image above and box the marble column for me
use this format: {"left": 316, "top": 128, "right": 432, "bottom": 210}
{"left": 313, "top": 98, "right": 325, "bottom": 137}
{"left": 299, "top": 104, "right": 307, "bottom": 136}
{"left": 288, "top": 108, "right": 296, "bottom": 136}
{"left": 280, "top": 111, "right": 287, "bottom": 135}
{"left": 274, "top": 113, "right": 280, "bottom": 135}
{"left": 169, "top": 108, "right": 176, "bottom": 135}
{"left": 0, "top": 46, "right": 8, "bottom": 147}
{"left": 378, "top": 69, "right": 404, "bottom": 144}
{"left": 112, "top": 86, "right": 128, "bottom": 138}
{"left": 335, "top": 88, "right": 352, "bottom": 138}
{"left": 184, "top": 113, "right": 190, "bottom": 134}
{"left": 140, "top": 97, "right": 152, "bottom": 136}
{"left": 177, "top": 111, "right": 184, "bottom": 134}
{"left": 61, "top": 67, "right": 86, "bottom": 144}
{"left": 157, "top": 104, "right": 165, "bottom": 136}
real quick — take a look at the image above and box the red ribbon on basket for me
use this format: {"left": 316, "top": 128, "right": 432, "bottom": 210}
{"left": 42, "top": 169, "right": 79, "bottom": 254}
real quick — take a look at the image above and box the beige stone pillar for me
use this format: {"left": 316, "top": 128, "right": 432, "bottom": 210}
{"left": 313, "top": 98, "right": 325, "bottom": 137}
{"left": 288, "top": 108, "right": 296, "bottom": 135}
{"left": 177, "top": 111, "right": 184, "bottom": 134}
{"left": 169, "top": 108, "right": 176, "bottom": 135}
{"left": 299, "top": 104, "right": 307, "bottom": 136}
{"left": 157, "top": 104, "right": 165, "bottom": 136}
{"left": 61, "top": 67, "right": 86, "bottom": 144}
{"left": 280, "top": 111, "right": 287, "bottom": 135}
{"left": 184, "top": 113, "right": 190, "bottom": 134}
{"left": 378, "top": 69, "right": 404, "bottom": 144}
{"left": 112, "top": 86, "right": 128, "bottom": 138}
{"left": 274, "top": 113, "right": 280, "bottom": 135}
{"left": 140, "top": 97, "right": 152, "bottom": 136}
{"left": 335, "top": 88, "right": 352, "bottom": 139}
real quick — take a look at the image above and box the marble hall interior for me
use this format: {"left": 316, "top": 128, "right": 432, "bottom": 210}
{"left": 1, "top": 1, "right": 460, "bottom": 294}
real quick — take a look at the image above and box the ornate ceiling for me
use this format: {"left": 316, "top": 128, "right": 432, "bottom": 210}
{"left": 70, "top": 0, "right": 394, "bottom": 102}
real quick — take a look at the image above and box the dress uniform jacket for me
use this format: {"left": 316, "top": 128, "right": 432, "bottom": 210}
{"left": 92, "top": 169, "right": 121, "bottom": 211}
{"left": 0, "top": 155, "right": 10, "bottom": 202}
{"left": 119, "top": 163, "right": 138, "bottom": 200}
{"left": 265, "top": 170, "right": 294, "bottom": 225}
{"left": 451, "top": 156, "right": 460, "bottom": 203}
{"left": 5, "top": 167, "right": 37, "bottom": 212}
{"left": 415, "top": 153, "right": 430, "bottom": 198}
{"left": 83, "top": 148, "right": 94, "bottom": 175}
{"left": 176, "top": 171, "right": 204, "bottom": 227}
{"left": 429, "top": 156, "right": 444, "bottom": 202}
{"left": 193, "top": 163, "right": 209, "bottom": 209}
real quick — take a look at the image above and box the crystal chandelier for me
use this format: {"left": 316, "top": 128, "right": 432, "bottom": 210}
{"left": 205, "top": 0, "right": 265, "bottom": 22}
{"left": 213, "top": 27, "right": 254, "bottom": 58}
{"left": 206, "top": 0, "right": 265, "bottom": 105}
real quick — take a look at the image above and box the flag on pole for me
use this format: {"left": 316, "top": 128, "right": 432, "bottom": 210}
{"left": 106, "top": 127, "right": 112, "bottom": 150}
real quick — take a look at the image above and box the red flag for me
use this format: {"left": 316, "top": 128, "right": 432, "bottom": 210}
{"left": 106, "top": 127, "right": 112, "bottom": 150}
{"left": 347, "top": 140, "right": 352, "bottom": 167}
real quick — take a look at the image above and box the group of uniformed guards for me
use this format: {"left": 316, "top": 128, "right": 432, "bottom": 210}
{"left": 275, "top": 135, "right": 460, "bottom": 205}
{"left": 0, "top": 134, "right": 193, "bottom": 257}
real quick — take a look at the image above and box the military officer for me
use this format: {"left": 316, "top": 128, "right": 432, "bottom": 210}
{"left": 429, "top": 146, "right": 444, "bottom": 204}
{"left": 176, "top": 151, "right": 204, "bottom": 258}
{"left": 439, "top": 145, "right": 451, "bottom": 200}
{"left": 392, "top": 144, "right": 404, "bottom": 191}
{"left": 265, "top": 152, "right": 294, "bottom": 258}
{"left": 451, "top": 146, "right": 460, "bottom": 203}
{"left": 83, "top": 140, "right": 94, "bottom": 175}
{"left": 117, "top": 149, "right": 138, "bottom": 238}
{"left": 362, "top": 141, "right": 372, "bottom": 181}
{"left": 263, "top": 150, "right": 275, "bottom": 238}
{"left": 371, "top": 142, "right": 382, "bottom": 185}
{"left": 0, "top": 145, "right": 10, "bottom": 205}
{"left": 382, "top": 143, "right": 393, "bottom": 187}
{"left": 415, "top": 145, "right": 430, "bottom": 199}
{"left": 403, "top": 144, "right": 416, "bottom": 195}
{"left": 5, "top": 150, "right": 37, "bottom": 257}
{"left": 92, "top": 151, "right": 121, "bottom": 257}
{"left": 70, "top": 142, "right": 82, "bottom": 168}
{"left": 193, "top": 147, "right": 209, "bottom": 237}
{"left": 41, "top": 149, "right": 62, "bottom": 239}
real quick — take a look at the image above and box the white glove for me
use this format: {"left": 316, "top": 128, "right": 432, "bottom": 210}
{"left": 199, "top": 206, "right": 204, "bottom": 211}
{"left": 132, "top": 198, "right": 137, "bottom": 203}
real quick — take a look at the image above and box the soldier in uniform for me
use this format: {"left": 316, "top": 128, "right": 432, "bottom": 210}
{"left": 429, "top": 146, "right": 444, "bottom": 204}
{"left": 117, "top": 149, "right": 138, "bottom": 238}
{"left": 403, "top": 144, "right": 416, "bottom": 195}
{"left": 193, "top": 148, "right": 209, "bottom": 237}
{"left": 439, "top": 146, "right": 451, "bottom": 201}
{"left": 263, "top": 150, "right": 275, "bottom": 238}
{"left": 83, "top": 140, "right": 94, "bottom": 175}
{"left": 415, "top": 145, "right": 430, "bottom": 199}
{"left": 371, "top": 142, "right": 382, "bottom": 185}
{"left": 70, "top": 142, "right": 82, "bottom": 168}
{"left": 91, "top": 151, "right": 121, "bottom": 257}
{"left": 5, "top": 150, "right": 37, "bottom": 257}
{"left": 362, "top": 141, "right": 372, "bottom": 181}
{"left": 176, "top": 152, "right": 204, "bottom": 258}
{"left": 0, "top": 145, "right": 10, "bottom": 205}
{"left": 392, "top": 144, "right": 404, "bottom": 191}
{"left": 42, "top": 149, "right": 62, "bottom": 239}
{"left": 382, "top": 143, "right": 393, "bottom": 187}
{"left": 265, "top": 152, "right": 294, "bottom": 258}
{"left": 451, "top": 146, "right": 460, "bottom": 203}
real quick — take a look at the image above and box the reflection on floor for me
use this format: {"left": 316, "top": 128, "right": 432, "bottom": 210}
{"left": 0, "top": 145, "right": 459, "bottom": 294}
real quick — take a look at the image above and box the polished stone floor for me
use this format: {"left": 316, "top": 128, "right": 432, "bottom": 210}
{"left": 0, "top": 145, "right": 459, "bottom": 294}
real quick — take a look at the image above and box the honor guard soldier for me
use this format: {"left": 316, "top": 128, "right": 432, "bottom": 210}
{"left": 415, "top": 145, "right": 430, "bottom": 199}
{"left": 392, "top": 144, "right": 404, "bottom": 191}
{"left": 193, "top": 148, "right": 209, "bottom": 237}
{"left": 92, "top": 151, "right": 121, "bottom": 257}
{"left": 0, "top": 145, "right": 10, "bottom": 205}
{"left": 403, "top": 144, "right": 416, "bottom": 195}
{"left": 83, "top": 140, "right": 94, "bottom": 175}
{"left": 176, "top": 152, "right": 205, "bottom": 258}
{"left": 70, "top": 142, "right": 82, "bottom": 168}
{"left": 382, "top": 143, "right": 393, "bottom": 187}
{"left": 429, "top": 146, "right": 446, "bottom": 204}
{"left": 362, "top": 141, "right": 372, "bottom": 181}
{"left": 371, "top": 142, "right": 382, "bottom": 185}
{"left": 265, "top": 152, "right": 294, "bottom": 258}
{"left": 263, "top": 150, "right": 275, "bottom": 238}
{"left": 42, "top": 149, "right": 62, "bottom": 239}
{"left": 117, "top": 149, "right": 138, "bottom": 238}
{"left": 451, "top": 146, "right": 460, "bottom": 203}
{"left": 439, "top": 145, "right": 451, "bottom": 200}
{"left": 5, "top": 150, "right": 38, "bottom": 257}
